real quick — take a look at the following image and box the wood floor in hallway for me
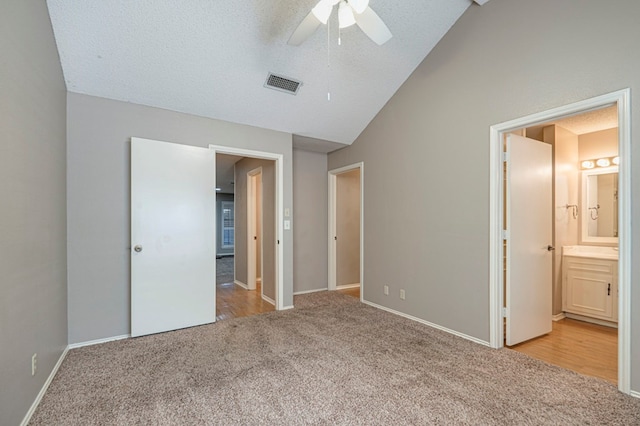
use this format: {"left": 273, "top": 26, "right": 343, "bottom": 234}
{"left": 509, "top": 318, "right": 617, "bottom": 384}
{"left": 216, "top": 281, "right": 275, "bottom": 321}
{"left": 337, "top": 286, "right": 360, "bottom": 299}
{"left": 215, "top": 256, "right": 274, "bottom": 321}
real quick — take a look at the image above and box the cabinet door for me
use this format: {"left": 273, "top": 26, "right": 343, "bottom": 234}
{"left": 563, "top": 257, "right": 615, "bottom": 321}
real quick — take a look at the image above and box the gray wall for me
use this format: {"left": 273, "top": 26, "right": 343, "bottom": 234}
{"left": 336, "top": 169, "right": 361, "bottom": 287}
{"left": 67, "top": 93, "right": 293, "bottom": 344}
{"left": 234, "top": 158, "right": 276, "bottom": 300}
{"left": 216, "top": 193, "right": 235, "bottom": 256}
{"left": 328, "top": 0, "right": 640, "bottom": 392}
{"left": 292, "top": 149, "right": 328, "bottom": 293}
{"left": 0, "top": 1, "right": 68, "bottom": 425}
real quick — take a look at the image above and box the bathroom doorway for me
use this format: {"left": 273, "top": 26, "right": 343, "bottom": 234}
{"left": 489, "top": 90, "right": 631, "bottom": 393}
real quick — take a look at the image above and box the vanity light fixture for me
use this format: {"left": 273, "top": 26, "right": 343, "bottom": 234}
{"left": 580, "top": 156, "right": 619, "bottom": 170}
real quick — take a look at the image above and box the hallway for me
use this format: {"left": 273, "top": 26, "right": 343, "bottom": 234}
{"left": 216, "top": 256, "right": 274, "bottom": 321}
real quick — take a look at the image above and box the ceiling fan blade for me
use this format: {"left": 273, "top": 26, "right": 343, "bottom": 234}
{"left": 354, "top": 6, "right": 392, "bottom": 45}
{"left": 288, "top": 10, "right": 322, "bottom": 46}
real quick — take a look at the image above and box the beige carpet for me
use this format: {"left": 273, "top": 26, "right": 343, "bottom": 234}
{"left": 31, "top": 292, "right": 639, "bottom": 425}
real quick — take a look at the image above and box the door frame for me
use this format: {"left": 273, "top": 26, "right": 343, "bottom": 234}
{"left": 247, "top": 167, "right": 263, "bottom": 294}
{"left": 328, "top": 162, "right": 364, "bottom": 301}
{"left": 488, "top": 89, "right": 631, "bottom": 394}
{"left": 209, "top": 145, "right": 284, "bottom": 311}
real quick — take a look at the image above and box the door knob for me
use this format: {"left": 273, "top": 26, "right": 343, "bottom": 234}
{"left": 547, "top": 245, "right": 555, "bottom": 251}
{"left": 134, "top": 245, "right": 143, "bottom": 253}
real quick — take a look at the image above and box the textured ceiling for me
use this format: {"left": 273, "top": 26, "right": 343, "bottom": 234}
{"left": 47, "top": 0, "right": 478, "bottom": 146}
{"left": 550, "top": 105, "right": 618, "bottom": 135}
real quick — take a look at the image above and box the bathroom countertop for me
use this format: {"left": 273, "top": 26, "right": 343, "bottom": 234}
{"left": 562, "top": 245, "right": 618, "bottom": 260}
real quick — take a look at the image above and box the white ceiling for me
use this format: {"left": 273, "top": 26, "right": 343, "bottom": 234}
{"left": 526, "top": 105, "right": 618, "bottom": 139}
{"left": 550, "top": 105, "right": 618, "bottom": 135}
{"left": 46, "top": 0, "right": 482, "bottom": 147}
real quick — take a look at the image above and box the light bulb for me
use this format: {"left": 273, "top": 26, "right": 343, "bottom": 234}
{"left": 596, "top": 158, "right": 610, "bottom": 167}
{"left": 338, "top": 1, "right": 356, "bottom": 28}
{"left": 612, "top": 156, "right": 620, "bottom": 165}
{"left": 581, "top": 160, "right": 595, "bottom": 169}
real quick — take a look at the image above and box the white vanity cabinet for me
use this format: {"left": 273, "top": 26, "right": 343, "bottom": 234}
{"left": 562, "top": 248, "right": 618, "bottom": 324}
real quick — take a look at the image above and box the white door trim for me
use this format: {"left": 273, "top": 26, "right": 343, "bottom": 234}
{"left": 209, "top": 145, "right": 284, "bottom": 311}
{"left": 247, "top": 167, "right": 263, "bottom": 293}
{"left": 488, "top": 89, "right": 631, "bottom": 394}
{"left": 328, "top": 162, "right": 364, "bottom": 302}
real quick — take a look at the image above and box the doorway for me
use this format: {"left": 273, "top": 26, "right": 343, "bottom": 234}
{"left": 328, "top": 163, "right": 364, "bottom": 301}
{"left": 209, "top": 145, "right": 285, "bottom": 312}
{"left": 489, "top": 89, "right": 631, "bottom": 394}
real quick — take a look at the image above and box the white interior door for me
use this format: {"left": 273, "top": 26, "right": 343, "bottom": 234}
{"left": 506, "top": 134, "right": 552, "bottom": 346}
{"left": 131, "top": 137, "right": 216, "bottom": 337}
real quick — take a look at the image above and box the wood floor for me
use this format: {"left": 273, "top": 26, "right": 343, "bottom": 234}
{"left": 337, "top": 286, "right": 360, "bottom": 299}
{"left": 216, "top": 281, "right": 274, "bottom": 321}
{"left": 509, "top": 318, "right": 617, "bottom": 384}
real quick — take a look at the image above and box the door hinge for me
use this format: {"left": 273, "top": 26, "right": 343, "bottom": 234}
{"left": 502, "top": 307, "right": 508, "bottom": 318}
{"left": 502, "top": 152, "right": 509, "bottom": 162}
{"left": 502, "top": 230, "right": 509, "bottom": 240}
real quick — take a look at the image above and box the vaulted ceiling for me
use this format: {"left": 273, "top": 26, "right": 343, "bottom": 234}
{"left": 47, "top": 0, "right": 489, "bottom": 149}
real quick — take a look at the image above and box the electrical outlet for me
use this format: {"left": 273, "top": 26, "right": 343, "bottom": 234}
{"left": 383, "top": 285, "right": 389, "bottom": 295}
{"left": 400, "top": 289, "right": 406, "bottom": 300}
{"left": 31, "top": 353, "right": 37, "bottom": 376}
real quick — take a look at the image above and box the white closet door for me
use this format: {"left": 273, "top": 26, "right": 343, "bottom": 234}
{"left": 131, "top": 137, "right": 216, "bottom": 337}
{"left": 506, "top": 134, "right": 553, "bottom": 346}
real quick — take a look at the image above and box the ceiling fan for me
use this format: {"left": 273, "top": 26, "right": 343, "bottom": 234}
{"left": 288, "top": 0, "right": 392, "bottom": 46}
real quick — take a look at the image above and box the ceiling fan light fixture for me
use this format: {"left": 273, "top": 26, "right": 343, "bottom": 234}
{"left": 338, "top": 1, "right": 356, "bottom": 28}
{"left": 348, "top": 0, "right": 369, "bottom": 14}
{"left": 312, "top": 0, "right": 333, "bottom": 24}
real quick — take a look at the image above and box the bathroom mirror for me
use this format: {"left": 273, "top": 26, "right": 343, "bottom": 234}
{"left": 581, "top": 166, "right": 618, "bottom": 244}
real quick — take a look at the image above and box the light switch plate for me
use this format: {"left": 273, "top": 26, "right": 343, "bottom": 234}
{"left": 284, "top": 220, "right": 290, "bottom": 230}
{"left": 284, "top": 208, "right": 290, "bottom": 217}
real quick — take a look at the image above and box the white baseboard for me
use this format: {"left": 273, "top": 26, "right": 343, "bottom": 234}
{"left": 68, "top": 334, "right": 130, "bottom": 349}
{"left": 630, "top": 390, "right": 640, "bottom": 399}
{"left": 552, "top": 313, "right": 566, "bottom": 321}
{"left": 234, "top": 280, "right": 248, "bottom": 290}
{"left": 362, "top": 300, "right": 491, "bottom": 348}
{"left": 20, "top": 346, "right": 69, "bottom": 426}
{"left": 564, "top": 313, "right": 617, "bottom": 328}
{"left": 262, "top": 294, "right": 275, "bottom": 306}
{"left": 280, "top": 305, "right": 295, "bottom": 311}
{"left": 336, "top": 283, "right": 360, "bottom": 290}
{"left": 293, "top": 287, "right": 328, "bottom": 295}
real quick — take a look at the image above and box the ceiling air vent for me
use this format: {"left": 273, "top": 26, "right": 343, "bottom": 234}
{"left": 264, "top": 73, "right": 302, "bottom": 95}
